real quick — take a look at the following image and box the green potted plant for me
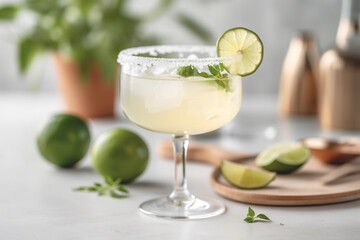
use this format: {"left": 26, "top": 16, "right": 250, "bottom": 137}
{"left": 0, "top": 0, "right": 211, "bottom": 118}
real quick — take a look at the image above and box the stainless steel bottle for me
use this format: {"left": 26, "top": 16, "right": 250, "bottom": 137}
{"left": 278, "top": 32, "right": 320, "bottom": 116}
{"left": 319, "top": 0, "right": 360, "bottom": 130}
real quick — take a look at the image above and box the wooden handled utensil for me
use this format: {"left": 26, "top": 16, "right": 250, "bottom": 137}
{"left": 321, "top": 162, "right": 360, "bottom": 185}
{"left": 157, "top": 140, "right": 255, "bottom": 166}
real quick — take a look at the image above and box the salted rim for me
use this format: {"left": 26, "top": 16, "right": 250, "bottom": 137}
{"left": 117, "top": 45, "right": 235, "bottom": 67}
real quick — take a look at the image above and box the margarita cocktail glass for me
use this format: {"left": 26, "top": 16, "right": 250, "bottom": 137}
{"left": 117, "top": 45, "right": 242, "bottom": 219}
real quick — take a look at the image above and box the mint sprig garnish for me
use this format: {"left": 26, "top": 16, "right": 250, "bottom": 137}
{"left": 74, "top": 175, "right": 129, "bottom": 199}
{"left": 244, "top": 206, "right": 271, "bottom": 223}
{"left": 177, "top": 63, "right": 230, "bottom": 91}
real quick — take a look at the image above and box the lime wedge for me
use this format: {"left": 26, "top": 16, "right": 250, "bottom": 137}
{"left": 255, "top": 143, "right": 310, "bottom": 174}
{"left": 221, "top": 160, "right": 276, "bottom": 189}
{"left": 217, "top": 27, "right": 263, "bottom": 76}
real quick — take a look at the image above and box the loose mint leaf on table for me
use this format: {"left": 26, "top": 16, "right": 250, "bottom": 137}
{"left": 105, "top": 175, "right": 114, "bottom": 185}
{"left": 176, "top": 64, "right": 230, "bottom": 91}
{"left": 74, "top": 176, "right": 129, "bottom": 199}
{"left": 110, "top": 190, "right": 127, "bottom": 199}
{"left": 244, "top": 206, "right": 271, "bottom": 223}
{"left": 248, "top": 206, "right": 255, "bottom": 217}
{"left": 244, "top": 216, "right": 254, "bottom": 223}
{"left": 117, "top": 185, "right": 129, "bottom": 194}
{"left": 74, "top": 186, "right": 97, "bottom": 192}
{"left": 256, "top": 214, "right": 270, "bottom": 221}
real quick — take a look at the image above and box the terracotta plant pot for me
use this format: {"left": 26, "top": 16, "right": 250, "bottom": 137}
{"left": 53, "top": 53, "right": 116, "bottom": 118}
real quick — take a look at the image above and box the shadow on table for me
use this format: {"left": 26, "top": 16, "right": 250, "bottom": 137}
{"left": 51, "top": 165, "right": 98, "bottom": 178}
{"left": 130, "top": 180, "right": 169, "bottom": 189}
{"left": 129, "top": 180, "right": 171, "bottom": 196}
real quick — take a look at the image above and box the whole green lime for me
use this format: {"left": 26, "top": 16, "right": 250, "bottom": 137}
{"left": 91, "top": 129, "right": 149, "bottom": 183}
{"left": 36, "top": 114, "right": 91, "bottom": 168}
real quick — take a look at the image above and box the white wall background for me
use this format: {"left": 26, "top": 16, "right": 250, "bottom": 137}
{"left": 0, "top": 0, "right": 341, "bottom": 94}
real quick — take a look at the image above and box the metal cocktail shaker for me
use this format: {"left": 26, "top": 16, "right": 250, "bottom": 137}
{"left": 278, "top": 32, "right": 319, "bottom": 116}
{"left": 319, "top": 0, "right": 360, "bottom": 130}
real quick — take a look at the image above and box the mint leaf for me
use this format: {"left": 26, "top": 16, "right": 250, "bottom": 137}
{"left": 113, "top": 178, "right": 122, "bottom": 187}
{"left": 248, "top": 206, "right": 255, "bottom": 217}
{"left": 176, "top": 64, "right": 230, "bottom": 91}
{"left": 219, "top": 63, "right": 225, "bottom": 72}
{"left": 117, "top": 185, "right": 129, "bottom": 194}
{"left": 256, "top": 214, "right": 270, "bottom": 221}
{"left": 244, "top": 216, "right": 254, "bottom": 223}
{"left": 110, "top": 190, "right": 127, "bottom": 199}
{"left": 74, "top": 176, "right": 129, "bottom": 199}
{"left": 244, "top": 207, "right": 271, "bottom": 223}
{"left": 105, "top": 175, "right": 114, "bottom": 185}
{"left": 177, "top": 65, "right": 199, "bottom": 77}
{"left": 74, "top": 186, "right": 97, "bottom": 192}
{"left": 199, "top": 72, "right": 211, "bottom": 78}
{"left": 208, "top": 65, "right": 219, "bottom": 76}
{"left": 215, "top": 80, "right": 225, "bottom": 89}
{"left": 98, "top": 190, "right": 106, "bottom": 196}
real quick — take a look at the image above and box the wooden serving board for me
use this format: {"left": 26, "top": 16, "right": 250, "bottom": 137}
{"left": 210, "top": 157, "right": 360, "bottom": 206}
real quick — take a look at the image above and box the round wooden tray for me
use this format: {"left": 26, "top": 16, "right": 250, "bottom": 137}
{"left": 210, "top": 157, "right": 360, "bottom": 206}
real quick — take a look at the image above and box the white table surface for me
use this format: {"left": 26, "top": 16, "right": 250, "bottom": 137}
{"left": 0, "top": 92, "right": 359, "bottom": 240}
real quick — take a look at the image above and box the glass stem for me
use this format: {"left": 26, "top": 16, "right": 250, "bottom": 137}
{"left": 169, "top": 134, "right": 194, "bottom": 206}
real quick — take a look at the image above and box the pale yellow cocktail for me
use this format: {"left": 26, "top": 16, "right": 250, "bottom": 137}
{"left": 121, "top": 74, "right": 242, "bottom": 135}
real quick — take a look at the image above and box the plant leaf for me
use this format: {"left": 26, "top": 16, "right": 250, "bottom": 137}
{"left": 176, "top": 64, "right": 230, "bottom": 91}
{"left": 219, "top": 63, "right": 225, "bottom": 72}
{"left": 213, "top": 64, "right": 220, "bottom": 72}
{"left": 105, "top": 175, "right": 114, "bottom": 186}
{"left": 25, "top": 0, "right": 60, "bottom": 14}
{"left": 110, "top": 190, "right": 127, "bottom": 199}
{"left": 146, "top": 0, "right": 176, "bottom": 21}
{"left": 117, "top": 185, "right": 129, "bottom": 194}
{"left": 208, "top": 65, "right": 218, "bottom": 76}
{"left": 98, "top": 190, "right": 107, "bottom": 196}
{"left": 0, "top": 5, "right": 19, "bottom": 20}
{"left": 18, "top": 37, "right": 41, "bottom": 74}
{"left": 175, "top": 13, "right": 212, "bottom": 44}
{"left": 215, "top": 80, "right": 225, "bottom": 89}
{"left": 256, "top": 214, "right": 271, "bottom": 221}
{"left": 74, "top": 178, "right": 128, "bottom": 199}
{"left": 244, "top": 216, "right": 254, "bottom": 223}
{"left": 95, "top": 42, "right": 117, "bottom": 81}
{"left": 248, "top": 206, "right": 255, "bottom": 217}
{"left": 74, "top": 186, "right": 97, "bottom": 192}
{"left": 199, "top": 72, "right": 211, "bottom": 78}
{"left": 177, "top": 65, "right": 199, "bottom": 77}
{"left": 113, "top": 178, "right": 122, "bottom": 187}
{"left": 75, "top": 0, "right": 96, "bottom": 14}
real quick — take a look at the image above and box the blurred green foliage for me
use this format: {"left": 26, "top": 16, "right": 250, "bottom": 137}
{"left": 0, "top": 0, "right": 211, "bottom": 82}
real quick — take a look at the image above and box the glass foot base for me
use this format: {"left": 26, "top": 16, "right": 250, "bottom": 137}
{"left": 139, "top": 196, "right": 226, "bottom": 220}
